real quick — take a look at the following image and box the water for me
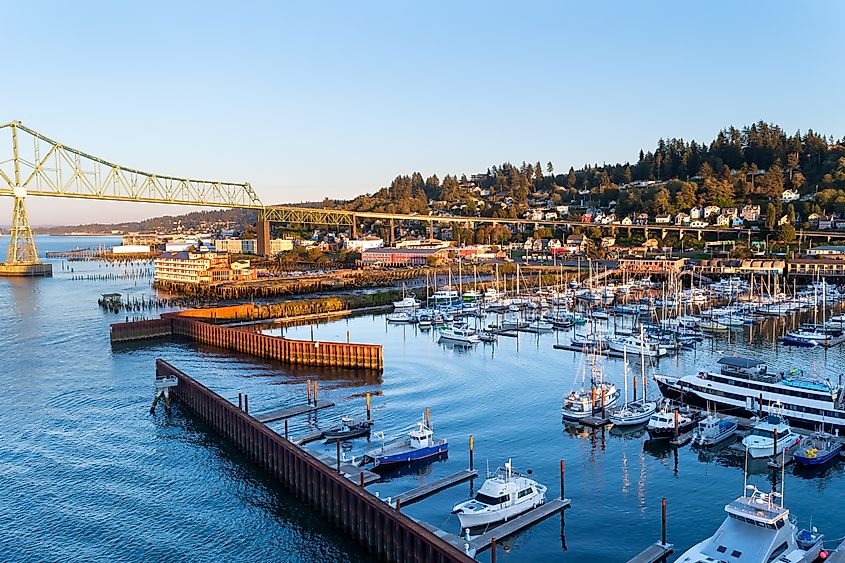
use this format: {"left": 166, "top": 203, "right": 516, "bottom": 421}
{"left": 2, "top": 236, "right": 844, "bottom": 561}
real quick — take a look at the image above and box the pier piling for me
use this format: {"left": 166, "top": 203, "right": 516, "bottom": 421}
{"left": 307, "top": 380, "right": 312, "bottom": 405}
{"left": 426, "top": 407, "right": 430, "bottom": 428}
{"left": 491, "top": 537, "right": 497, "bottom": 563}
{"left": 674, "top": 408, "right": 679, "bottom": 439}
{"left": 366, "top": 392, "right": 371, "bottom": 421}
{"left": 336, "top": 439, "right": 341, "bottom": 472}
{"left": 244, "top": 394, "right": 249, "bottom": 415}
{"left": 238, "top": 393, "right": 242, "bottom": 410}
{"left": 284, "top": 419, "right": 289, "bottom": 440}
{"left": 314, "top": 381, "right": 319, "bottom": 406}
{"left": 661, "top": 498, "right": 667, "bottom": 546}
{"left": 560, "top": 460, "right": 565, "bottom": 499}
{"left": 773, "top": 428, "right": 778, "bottom": 457}
{"left": 469, "top": 435, "right": 474, "bottom": 470}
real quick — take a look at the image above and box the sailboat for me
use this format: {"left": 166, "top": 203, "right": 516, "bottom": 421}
{"left": 561, "top": 342, "right": 620, "bottom": 421}
{"left": 608, "top": 346, "right": 657, "bottom": 426}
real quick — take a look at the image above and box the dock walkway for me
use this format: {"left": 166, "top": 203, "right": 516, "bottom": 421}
{"left": 468, "top": 498, "right": 570, "bottom": 553}
{"left": 627, "top": 542, "right": 674, "bottom": 563}
{"left": 392, "top": 469, "right": 478, "bottom": 508}
{"left": 310, "top": 450, "right": 380, "bottom": 485}
{"left": 254, "top": 400, "right": 335, "bottom": 423}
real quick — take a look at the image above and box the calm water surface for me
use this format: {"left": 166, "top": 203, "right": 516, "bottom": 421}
{"left": 2, "top": 236, "right": 844, "bottom": 562}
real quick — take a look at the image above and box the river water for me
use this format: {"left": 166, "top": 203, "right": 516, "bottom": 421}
{"left": 2, "top": 236, "right": 844, "bottom": 562}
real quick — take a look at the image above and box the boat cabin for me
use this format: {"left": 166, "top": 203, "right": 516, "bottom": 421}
{"left": 718, "top": 357, "right": 767, "bottom": 379}
{"left": 408, "top": 423, "right": 434, "bottom": 449}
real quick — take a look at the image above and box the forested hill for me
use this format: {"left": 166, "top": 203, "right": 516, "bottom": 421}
{"left": 341, "top": 121, "right": 845, "bottom": 219}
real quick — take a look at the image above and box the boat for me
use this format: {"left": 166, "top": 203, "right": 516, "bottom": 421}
{"left": 608, "top": 347, "right": 657, "bottom": 426}
{"left": 431, "top": 289, "right": 460, "bottom": 304}
{"left": 653, "top": 358, "right": 845, "bottom": 433}
{"left": 323, "top": 417, "right": 371, "bottom": 441}
{"left": 526, "top": 318, "right": 553, "bottom": 332}
{"left": 451, "top": 459, "right": 547, "bottom": 529}
{"left": 692, "top": 413, "right": 738, "bottom": 446}
{"left": 741, "top": 412, "right": 802, "bottom": 458}
{"left": 793, "top": 430, "right": 842, "bottom": 466}
{"left": 646, "top": 403, "right": 698, "bottom": 440}
{"left": 607, "top": 334, "right": 665, "bottom": 357}
{"left": 477, "top": 330, "right": 497, "bottom": 343}
{"left": 780, "top": 335, "right": 817, "bottom": 347}
{"left": 438, "top": 326, "right": 480, "bottom": 344}
{"left": 676, "top": 482, "right": 823, "bottom": 563}
{"left": 392, "top": 296, "right": 421, "bottom": 310}
{"left": 785, "top": 328, "right": 831, "bottom": 343}
{"left": 364, "top": 415, "right": 448, "bottom": 469}
{"left": 386, "top": 311, "right": 414, "bottom": 323}
{"left": 416, "top": 311, "right": 433, "bottom": 328}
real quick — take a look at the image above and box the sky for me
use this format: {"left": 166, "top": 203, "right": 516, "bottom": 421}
{"left": 2, "top": 0, "right": 843, "bottom": 226}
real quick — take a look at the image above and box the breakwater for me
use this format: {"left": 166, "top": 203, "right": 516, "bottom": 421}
{"left": 110, "top": 304, "right": 384, "bottom": 370}
{"left": 157, "top": 359, "right": 473, "bottom": 563}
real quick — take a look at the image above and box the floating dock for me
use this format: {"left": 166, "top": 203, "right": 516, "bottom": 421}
{"left": 627, "top": 541, "right": 674, "bottom": 563}
{"left": 467, "top": 498, "right": 570, "bottom": 553}
{"left": 294, "top": 431, "right": 325, "bottom": 446}
{"left": 581, "top": 415, "right": 611, "bottom": 428}
{"left": 254, "top": 400, "right": 336, "bottom": 423}
{"left": 310, "top": 450, "right": 380, "bottom": 485}
{"left": 391, "top": 469, "right": 478, "bottom": 508}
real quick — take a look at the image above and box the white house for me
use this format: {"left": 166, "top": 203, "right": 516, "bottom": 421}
{"left": 741, "top": 205, "right": 761, "bottom": 222}
{"left": 781, "top": 189, "right": 800, "bottom": 202}
{"left": 690, "top": 206, "right": 705, "bottom": 220}
{"left": 675, "top": 212, "right": 691, "bottom": 226}
{"left": 655, "top": 214, "right": 673, "bottom": 224}
{"left": 704, "top": 205, "right": 721, "bottom": 218}
{"left": 715, "top": 215, "right": 731, "bottom": 227}
{"left": 690, "top": 220, "right": 708, "bottom": 228}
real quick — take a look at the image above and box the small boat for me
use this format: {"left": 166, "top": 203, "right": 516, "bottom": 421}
{"left": 323, "top": 417, "right": 371, "bottom": 441}
{"left": 793, "top": 430, "right": 842, "bottom": 466}
{"left": 439, "top": 326, "right": 480, "bottom": 344}
{"left": 609, "top": 400, "right": 657, "bottom": 426}
{"left": 741, "top": 413, "right": 802, "bottom": 458}
{"left": 591, "top": 308, "right": 610, "bottom": 320}
{"left": 364, "top": 415, "right": 448, "bottom": 469}
{"left": 386, "top": 311, "right": 414, "bottom": 324}
{"left": 477, "top": 330, "right": 497, "bottom": 343}
{"left": 392, "top": 296, "right": 421, "bottom": 310}
{"left": 451, "top": 459, "right": 547, "bottom": 530}
{"left": 780, "top": 335, "right": 817, "bottom": 347}
{"left": 417, "top": 311, "right": 433, "bottom": 328}
{"left": 646, "top": 404, "right": 698, "bottom": 440}
{"left": 692, "top": 414, "right": 738, "bottom": 446}
{"left": 526, "top": 319, "right": 553, "bottom": 332}
{"left": 675, "top": 484, "right": 823, "bottom": 563}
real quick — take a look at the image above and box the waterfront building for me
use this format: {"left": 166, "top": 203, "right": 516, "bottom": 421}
{"left": 344, "top": 236, "right": 384, "bottom": 253}
{"left": 806, "top": 245, "right": 845, "bottom": 256}
{"left": 112, "top": 244, "right": 153, "bottom": 254}
{"left": 154, "top": 251, "right": 230, "bottom": 284}
{"left": 362, "top": 247, "right": 448, "bottom": 267}
{"left": 786, "top": 258, "right": 845, "bottom": 278}
{"left": 618, "top": 257, "right": 686, "bottom": 274}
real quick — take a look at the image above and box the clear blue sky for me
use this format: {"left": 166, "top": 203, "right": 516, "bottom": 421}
{"left": 4, "top": 1, "right": 843, "bottom": 225}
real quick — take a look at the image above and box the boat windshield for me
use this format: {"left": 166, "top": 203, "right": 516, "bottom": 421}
{"left": 750, "top": 428, "right": 776, "bottom": 439}
{"left": 475, "top": 492, "right": 509, "bottom": 506}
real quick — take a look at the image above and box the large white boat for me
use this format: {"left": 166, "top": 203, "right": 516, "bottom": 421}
{"left": 654, "top": 358, "right": 845, "bottom": 433}
{"left": 675, "top": 484, "right": 823, "bottom": 563}
{"left": 386, "top": 311, "right": 414, "bottom": 323}
{"left": 692, "top": 413, "right": 738, "bottom": 446}
{"left": 438, "top": 326, "right": 480, "bottom": 344}
{"left": 607, "top": 334, "right": 666, "bottom": 357}
{"left": 646, "top": 404, "right": 698, "bottom": 440}
{"left": 451, "top": 460, "right": 547, "bottom": 529}
{"left": 562, "top": 383, "right": 620, "bottom": 420}
{"left": 431, "top": 289, "right": 460, "bottom": 304}
{"left": 741, "top": 412, "right": 802, "bottom": 458}
{"left": 392, "top": 296, "right": 421, "bottom": 310}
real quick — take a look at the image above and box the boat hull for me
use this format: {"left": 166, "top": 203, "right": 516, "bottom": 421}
{"left": 646, "top": 420, "right": 697, "bottom": 440}
{"left": 793, "top": 445, "right": 842, "bottom": 466}
{"left": 373, "top": 443, "right": 449, "bottom": 468}
{"left": 455, "top": 497, "right": 544, "bottom": 529}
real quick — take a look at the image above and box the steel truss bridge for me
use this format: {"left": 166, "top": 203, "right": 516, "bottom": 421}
{"left": 1, "top": 120, "right": 844, "bottom": 275}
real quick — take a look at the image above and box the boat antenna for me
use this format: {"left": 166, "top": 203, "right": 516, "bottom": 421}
{"left": 780, "top": 448, "right": 786, "bottom": 508}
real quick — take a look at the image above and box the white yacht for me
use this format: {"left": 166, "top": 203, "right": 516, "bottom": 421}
{"left": 609, "top": 400, "right": 657, "bottom": 426}
{"left": 646, "top": 404, "right": 698, "bottom": 440}
{"left": 392, "top": 296, "right": 421, "bottom": 310}
{"left": 438, "top": 326, "right": 480, "bottom": 344}
{"left": 676, "top": 484, "right": 823, "bottom": 563}
{"left": 742, "top": 413, "right": 801, "bottom": 458}
{"left": 386, "top": 311, "right": 414, "bottom": 323}
{"left": 607, "top": 334, "right": 666, "bottom": 357}
{"left": 654, "top": 358, "right": 845, "bottom": 433}
{"left": 451, "top": 460, "right": 546, "bottom": 529}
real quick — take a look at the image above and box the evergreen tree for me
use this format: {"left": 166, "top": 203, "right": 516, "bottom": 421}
{"left": 765, "top": 203, "right": 777, "bottom": 230}
{"left": 566, "top": 167, "right": 577, "bottom": 187}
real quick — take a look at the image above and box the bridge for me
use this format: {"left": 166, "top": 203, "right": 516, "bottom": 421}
{"left": 2, "top": 120, "right": 844, "bottom": 275}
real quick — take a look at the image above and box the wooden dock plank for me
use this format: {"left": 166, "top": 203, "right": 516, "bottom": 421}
{"left": 826, "top": 538, "right": 845, "bottom": 562}
{"left": 294, "top": 431, "right": 325, "bottom": 446}
{"left": 254, "top": 400, "right": 335, "bottom": 423}
{"left": 468, "top": 498, "right": 570, "bottom": 552}
{"left": 310, "top": 451, "right": 380, "bottom": 485}
{"left": 627, "top": 542, "right": 674, "bottom": 563}
{"left": 392, "top": 469, "right": 479, "bottom": 508}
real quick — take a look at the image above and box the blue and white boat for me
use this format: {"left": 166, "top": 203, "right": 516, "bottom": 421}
{"left": 364, "top": 415, "right": 448, "bottom": 469}
{"left": 793, "top": 430, "right": 842, "bottom": 466}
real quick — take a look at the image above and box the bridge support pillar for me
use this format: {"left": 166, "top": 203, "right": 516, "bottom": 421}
{"left": 352, "top": 214, "right": 358, "bottom": 238}
{"left": 389, "top": 218, "right": 395, "bottom": 245}
{"left": 697, "top": 229, "right": 702, "bottom": 241}
{"left": 679, "top": 229, "right": 685, "bottom": 240}
{"left": 661, "top": 229, "right": 667, "bottom": 240}
{"left": 428, "top": 219, "right": 433, "bottom": 241}
{"left": 643, "top": 227, "right": 649, "bottom": 239}
{"left": 256, "top": 218, "right": 271, "bottom": 257}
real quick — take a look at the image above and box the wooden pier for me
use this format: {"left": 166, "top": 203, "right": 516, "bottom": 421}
{"left": 157, "top": 359, "right": 473, "bottom": 563}
{"left": 627, "top": 542, "right": 674, "bottom": 563}
{"left": 310, "top": 450, "right": 381, "bottom": 485}
{"left": 467, "top": 498, "right": 570, "bottom": 553}
{"left": 827, "top": 537, "right": 845, "bottom": 562}
{"left": 295, "top": 431, "right": 326, "bottom": 446}
{"left": 581, "top": 415, "right": 611, "bottom": 427}
{"left": 254, "top": 400, "right": 336, "bottom": 423}
{"left": 391, "top": 469, "right": 478, "bottom": 508}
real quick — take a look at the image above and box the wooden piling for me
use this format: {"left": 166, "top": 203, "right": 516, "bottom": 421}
{"left": 491, "top": 537, "right": 497, "bottom": 563}
{"left": 633, "top": 377, "right": 638, "bottom": 402}
{"left": 244, "top": 394, "right": 249, "bottom": 415}
{"left": 238, "top": 393, "right": 242, "bottom": 410}
{"left": 560, "top": 459, "right": 565, "bottom": 499}
{"left": 336, "top": 439, "right": 341, "bottom": 473}
{"left": 308, "top": 380, "right": 313, "bottom": 405}
{"left": 773, "top": 428, "right": 778, "bottom": 457}
{"left": 758, "top": 393, "right": 763, "bottom": 419}
{"left": 425, "top": 407, "right": 430, "bottom": 428}
{"left": 673, "top": 408, "right": 679, "bottom": 439}
{"left": 284, "top": 419, "right": 289, "bottom": 440}
{"left": 314, "top": 381, "right": 319, "bottom": 406}
{"left": 366, "top": 392, "right": 371, "bottom": 421}
{"left": 469, "top": 435, "right": 474, "bottom": 471}
{"left": 661, "top": 498, "right": 667, "bottom": 546}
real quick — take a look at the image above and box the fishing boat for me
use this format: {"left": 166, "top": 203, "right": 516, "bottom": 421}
{"left": 779, "top": 335, "right": 817, "bottom": 347}
{"left": 646, "top": 404, "right": 698, "bottom": 440}
{"left": 562, "top": 348, "right": 620, "bottom": 420}
{"left": 364, "top": 415, "right": 448, "bottom": 469}
{"left": 793, "top": 430, "right": 842, "bottom": 466}
{"left": 386, "top": 311, "right": 414, "bottom": 323}
{"left": 451, "top": 460, "right": 547, "bottom": 529}
{"left": 692, "top": 414, "right": 738, "bottom": 446}
{"left": 741, "top": 412, "right": 802, "bottom": 458}
{"left": 675, "top": 483, "right": 823, "bottom": 563}
{"left": 323, "top": 417, "right": 371, "bottom": 441}
{"left": 438, "top": 326, "right": 480, "bottom": 344}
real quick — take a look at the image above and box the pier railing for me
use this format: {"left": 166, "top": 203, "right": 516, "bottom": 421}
{"left": 158, "top": 359, "right": 471, "bottom": 563}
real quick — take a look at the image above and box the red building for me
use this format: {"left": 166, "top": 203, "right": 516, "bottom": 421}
{"left": 362, "top": 247, "right": 449, "bottom": 267}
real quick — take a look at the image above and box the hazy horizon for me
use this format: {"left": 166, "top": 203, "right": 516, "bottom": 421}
{"left": 3, "top": 1, "right": 843, "bottom": 225}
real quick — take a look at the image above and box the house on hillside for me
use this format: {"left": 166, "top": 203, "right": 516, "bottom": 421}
{"left": 782, "top": 189, "right": 800, "bottom": 202}
{"left": 704, "top": 205, "right": 721, "bottom": 218}
{"left": 635, "top": 212, "right": 650, "bottom": 225}
{"left": 655, "top": 214, "right": 673, "bottom": 224}
{"left": 675, "top": 212, "right": 691, "bottom": 226}
{"left": 741, "top": 205, "right": 761, "bottom": 222}
{"left": 690, "top": 206, "right": 705, "bottom": 220}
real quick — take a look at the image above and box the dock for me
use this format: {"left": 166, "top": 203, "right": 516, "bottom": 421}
{"left": 310, "top": 450, "right": 381, "bottom": 485}
{"left": 670, "top": 431, "right": 694, "bottom": 447}
{"left": 254, "top": 400, "right": 336, "bottom": 423}
{"left": 391, "top": 469, "right": 478, "bottom": 508}
{"left": 826, "top": 537, "right": 845, "bottom": 562}
{"left": 294, "top": 430, "right": 325, "bottom": 445}
{"left": 581, "top": 415, "right": 611, "bottom": 427}
{"left": 627, "top": 542, "right": 674, "bottom": 563}
{"left": 468, "top": 498, "right": 570, "bottom": 553}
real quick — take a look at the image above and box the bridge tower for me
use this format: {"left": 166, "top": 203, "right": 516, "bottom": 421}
{"left": 0, "top": 123, "right": 51, "bottom": 276}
